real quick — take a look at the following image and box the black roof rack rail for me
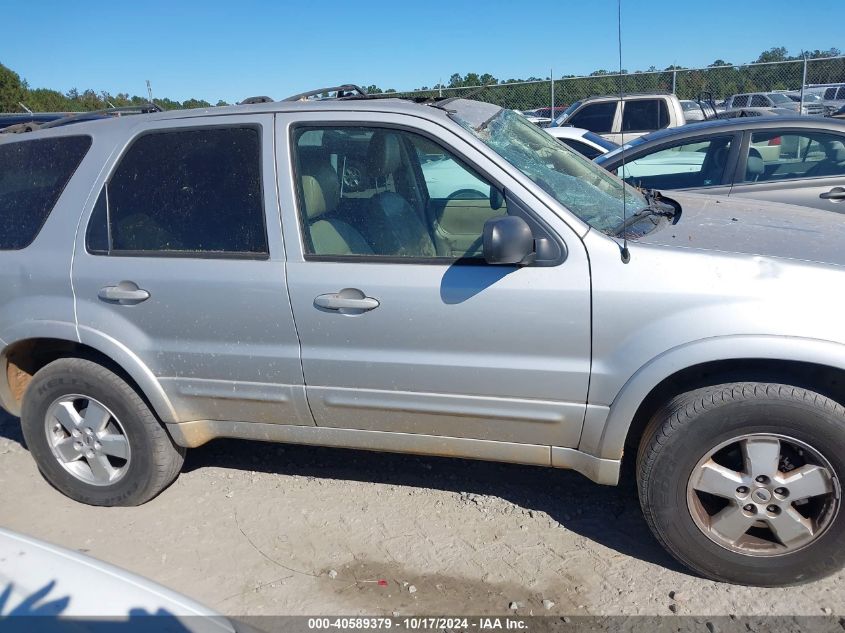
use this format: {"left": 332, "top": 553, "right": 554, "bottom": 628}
{"left": 239, "top": 96, "right": 275, "bottom": 105}
{"left": 282, "top": 84, "right": 370, "bottom": 102}
{"left": 1, "top": 102, "right": 163, "bottom": 135}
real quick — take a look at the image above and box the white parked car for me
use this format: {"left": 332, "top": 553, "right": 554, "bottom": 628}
{"left": 0, "top": 527, "right": 246, "bottom": 631}
{"left": 544, "top": 126, "right": 619, "bottom": 159}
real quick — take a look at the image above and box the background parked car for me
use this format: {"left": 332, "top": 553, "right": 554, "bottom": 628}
{"left": 543, "top": 126, "right": 619, "bottom": 159}
{"left": 523, "top": 106, "right": 568, "bottom": 126}
{"left": 595, "top": 116, "right": 845, "bottom": 211}
{"left": 518, "top": 108, "right": 552, "bottom": 127}
{"left": 783, "top": 91, "right": 826, "bottom": 109}
{"left": 680, "top": 99, "right": 710, "bottom": 122}
{"left": 718, "top": 107, "right": 801, "bottom": 118}
{"left": 725, "top": 92, "right": 825, "bottom": 116}
{"left": 814, "top": 84, "right": 845, "bottom": 116}
{"left": 550, "top": 93, "right": 687, "bottom": 144}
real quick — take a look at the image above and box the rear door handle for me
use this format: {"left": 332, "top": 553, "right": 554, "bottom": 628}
{"left": 820, "top": 187, "right": 845, "bottom": 200}
{"left": 314, "top": 289, "right": 379, "bottom": 313}
{"left": 98, "top": 281, "right": 150, "bottom": 304}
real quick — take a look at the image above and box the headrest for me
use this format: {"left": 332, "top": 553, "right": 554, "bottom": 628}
{"left": 825, "top": 140, "right": 845, "bottom": 162}
{"left": 366, "top": 132, "right": 402, "bottom": 179}
{"left": 300, "top": 160, "right": 339, "bottom": 220}
{"left": 746, "top": 155, "right": 765, "bottom": 177}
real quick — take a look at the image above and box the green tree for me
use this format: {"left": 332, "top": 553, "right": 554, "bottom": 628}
{"left": 0, "top": 64, "right": 26, "bottom": 111}
{"left": 181, "top": 98, "right": 212, "bottom": 109}
{"left": 756, "top": 47, "right": 789, "bottom": 63}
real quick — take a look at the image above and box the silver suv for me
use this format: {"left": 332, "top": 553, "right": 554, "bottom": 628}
{"left": 2, "top": 92, "right": 845, "bottom": 587}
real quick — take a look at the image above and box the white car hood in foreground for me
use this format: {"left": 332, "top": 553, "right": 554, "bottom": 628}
{"left": 0, "top": 527, "right": 234, "bottom": 631}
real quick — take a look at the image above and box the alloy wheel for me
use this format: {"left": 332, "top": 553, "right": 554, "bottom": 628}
{"left": 44, "top": 395, "right": 131, "bottom": 486}
{"left": 687, "top": 433, "right": 839, "bottom": 556}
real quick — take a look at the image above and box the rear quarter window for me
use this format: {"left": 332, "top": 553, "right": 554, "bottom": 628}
{"left": 0, "top": 136, "right": 91, "bottom": 250}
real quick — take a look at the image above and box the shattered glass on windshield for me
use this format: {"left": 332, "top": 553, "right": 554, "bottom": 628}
{"left": 448, "top": 99, "right": 647, "bottom": 234}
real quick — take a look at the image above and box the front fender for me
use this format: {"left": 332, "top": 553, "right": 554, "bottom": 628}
{"left": 581, "top": 335, "right": 845, "bottom": 461}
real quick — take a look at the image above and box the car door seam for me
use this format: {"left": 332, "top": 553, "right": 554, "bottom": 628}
{"left": 274, "top": 113, "right": 317, "bottom": 425}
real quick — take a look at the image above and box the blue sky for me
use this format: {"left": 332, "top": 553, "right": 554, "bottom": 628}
{"left": 1, "top": 0, "right": 842, "bottom": 103}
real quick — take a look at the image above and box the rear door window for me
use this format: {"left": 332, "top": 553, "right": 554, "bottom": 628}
{"left": 621, "top": 99, "right": 669, "bottom": 133}
{"left": 743, "top": 130, "right": 845, "bottom": 182}
{"left": 750, "top": 95, "right": 769, "bottom": 107}
{"left": 568, "top": 102, "right": 617, "bottom": 134}
{"left": 87, "top": 127, "right": 267, "bottom": 257}
{"left": 0, "top": 136, "right": 91, "bottom": 250}
{"left": 731, "top": 95, "right": 749, "bottom": 107}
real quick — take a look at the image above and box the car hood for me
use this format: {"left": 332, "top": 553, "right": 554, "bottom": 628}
{"left": 0, "top": 528, "right": 236, "bottom": 631}
{"left": 638, "top": 191, "right": 845, "bottom": 267}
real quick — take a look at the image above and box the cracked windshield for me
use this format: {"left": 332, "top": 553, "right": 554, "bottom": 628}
{"left": 450, "top": 99, "right": 647, "bottom": 234}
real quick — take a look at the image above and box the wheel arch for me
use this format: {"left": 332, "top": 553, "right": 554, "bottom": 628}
{"left": 587, "top": 335, "right": 845, "bottom": 465}
{"left": 0, "top": 325, "right": 176, "bottom": 423}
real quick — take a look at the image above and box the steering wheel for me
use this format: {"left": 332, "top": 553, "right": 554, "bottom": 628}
{"left": 447, "top": 188, "right": 489, "bottom": 200}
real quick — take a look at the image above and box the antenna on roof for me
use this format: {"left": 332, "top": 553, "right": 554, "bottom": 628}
{"left": 18, "top": 102, "right": 32, "bottom": 114}
{"left": 617, "top": 0, "right": 631, "bottom": 264}
{"left": 146, "top": 80, "right": 154, "bottom": 103}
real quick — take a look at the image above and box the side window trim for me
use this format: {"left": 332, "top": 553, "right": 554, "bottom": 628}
{"left": 288, "top": 121, "right": 566, "bottom": 267}
{"left": 85, "top": 124, "right": 269, "bottom": 260}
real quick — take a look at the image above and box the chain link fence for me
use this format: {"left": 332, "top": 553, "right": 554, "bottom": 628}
{"left": 386, "top": 56, "right": 845, "bottom": 117}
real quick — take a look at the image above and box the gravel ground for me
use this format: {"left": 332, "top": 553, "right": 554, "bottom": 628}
{"left": 0, "top": 411, "right": 842, "bottom": 617}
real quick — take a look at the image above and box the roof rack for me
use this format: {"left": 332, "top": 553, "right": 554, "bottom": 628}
{"left": 282, "top": 84, "right": 370, "bottom": 102}
{"left": 1, "top": 102, "right": 163, "bottom": 135}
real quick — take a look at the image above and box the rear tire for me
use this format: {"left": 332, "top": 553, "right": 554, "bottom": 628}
{"left": 21, "top": 358, "right": 185, "bottom": 506}
{"left": 637, "top": 382, "right": 845, "bottom": 586}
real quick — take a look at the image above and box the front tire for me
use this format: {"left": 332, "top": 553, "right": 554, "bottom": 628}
{"left": 638, "top": 382, "right": 845, "bottom": 586}
{"left": 21, "top": 358, "right": 185, "bottom": 506}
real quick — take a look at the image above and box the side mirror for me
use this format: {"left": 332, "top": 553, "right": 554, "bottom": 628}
{"left": 482, "top": 215, "right": 536, "bottom": 265}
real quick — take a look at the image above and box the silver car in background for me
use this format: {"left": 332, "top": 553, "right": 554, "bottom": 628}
{"left": 726, "top": 92, "right": 826, "bottom": 116}
{"left": 2, "top": 94, "right": 845, "bottom": 588}
{"left": 596, "top": 116, "right": 845, "bottom": 210}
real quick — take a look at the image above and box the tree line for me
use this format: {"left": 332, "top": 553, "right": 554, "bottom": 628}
{"left": 1, "top": 47, "right": 842, "bottom": 114}
{"left": 399, "top": 48, "right": 845, "bottom": 111}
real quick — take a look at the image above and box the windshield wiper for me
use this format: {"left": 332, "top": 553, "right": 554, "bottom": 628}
{"left": 611, "top": 189, "right": 678, "bottom": 236}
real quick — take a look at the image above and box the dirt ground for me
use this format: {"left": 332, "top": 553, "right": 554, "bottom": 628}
{"left": 1, "top": 411, "right": 842, "bottom": 617}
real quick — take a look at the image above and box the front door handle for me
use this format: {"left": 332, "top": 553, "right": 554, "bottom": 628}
{"left": 98, "top": 281, "right": 150, "bottom": 304}
{"left": 820, "top": 187, "right": 845, "bottom": 201}
{"left": 314, "top": 289, "right": 379, "bottom": 314}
